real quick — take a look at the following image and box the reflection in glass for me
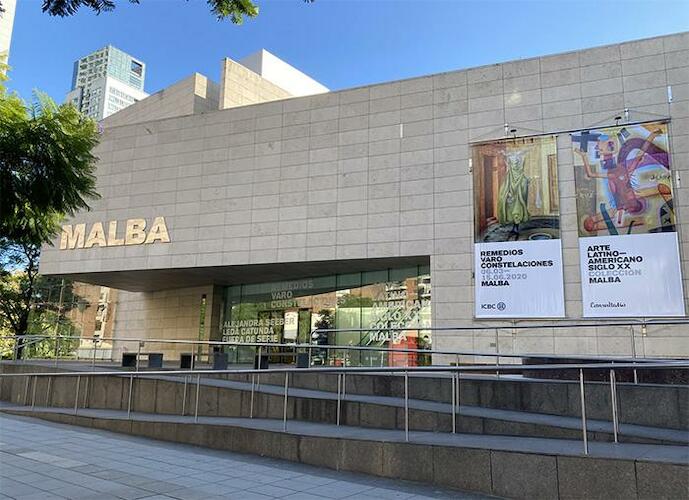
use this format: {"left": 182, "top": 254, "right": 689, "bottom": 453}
{"left": 220, "top": 265, "right": 431, "bottom": 366}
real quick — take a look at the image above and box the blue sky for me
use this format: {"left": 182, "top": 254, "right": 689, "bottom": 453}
{"left": 5, "top": 0, "right": 689, "bottom": 101}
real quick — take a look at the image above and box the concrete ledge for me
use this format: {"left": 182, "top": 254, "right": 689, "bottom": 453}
{"left": 4, "top": 407, "right": 687, "bottom": 500}
{"left": 1, "top": 364, "right": 685, "bottom": 446}
{"left": 222, "top": 370, "right": 689, "bottom": 431}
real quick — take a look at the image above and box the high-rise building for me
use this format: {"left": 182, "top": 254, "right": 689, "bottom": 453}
{"left": 66, "top": 45, "right": 148, "bottom": 120}
{"left": 0, "top": 0, "right": 17, "bottom": 64}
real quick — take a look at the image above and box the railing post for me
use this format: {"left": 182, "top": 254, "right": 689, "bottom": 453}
{"left": 194, "top": 374, "right": 200, "bottom": 423}
{"left": 54, "top": 336, "right": 60, "bottom": 368}
{"left": 336, "top": 373, "right": 342, "bottom": 426}
{"left": 92, "top": 337, "right": 97, "bottom": 371}
{"left": 283, "top": 372, "right": 289, "bottom": 432}
{"left": 457, "top": 371, "right": 461, "bottom": 415}
{"left": 84, "top": 376, "right": 90, "bottom": 409}
{"left": 609, "top": 369, "right": 619, "bottom": 443}
{"left": 74, "top": 376, "right": 81, "bottom": 415}
{"left": 127, "top": 375, "right": 134, "bottom": 419}
{"left": 451, "top": 371, "right": 456, "bottom": 434}
{"left": 629, "top": 325, "right": 638, "bottom": 384}
{"left": 31, "top": 375, "right": 37, "bottom": 410}
{"left": 250, "top": 373, "right": 255, "bottom": 418}
{"left": 181, "top": 375, "right": 188, "bottom": 416}
{"left": 494, "top": 328, "right": 500, "bottom": 378}
{"left": 579, "top": 369, "right": 588, "bottom": 455}
{"left": 136, "top": 342, "right": 142, "bottom": 372}
{"left": 46, "top": 376, "right": 52, "bottom": 407}
{"left": 404, "top": 371, "right": 409, "bottom": 442}
{"left": 23, "top": 376, "right": 29, "bottom": 405}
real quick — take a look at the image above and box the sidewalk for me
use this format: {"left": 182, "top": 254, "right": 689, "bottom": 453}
{"left": 0, "top": 413, "right": 492, "bottom": 500}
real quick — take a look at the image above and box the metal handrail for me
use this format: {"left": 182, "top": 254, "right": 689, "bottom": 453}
{"left": 1, "top": 360, "right": 686, "bottom": 457}
{"left": 0, "top": 334, "right": 682, "bottom": 364}
{"left": 315, "top": 318, "right": 689, "bottom": 331}
{"left": 0, "top": 360, "right": 686, "bottom": 378}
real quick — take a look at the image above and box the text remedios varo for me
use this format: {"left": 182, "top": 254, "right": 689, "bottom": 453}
{"left": 479, "top": 249, "right": 553, "bottom": 269}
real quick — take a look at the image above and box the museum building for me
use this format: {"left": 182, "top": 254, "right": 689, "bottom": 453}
{"left": 39, "top": 33, "right": 689, "bottom": 363}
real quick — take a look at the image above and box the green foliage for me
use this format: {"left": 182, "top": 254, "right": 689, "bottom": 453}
{"left": 313, "top": 309, "right": 334, "bottom": 330}
{"left": 0, "top": 241, "right": 81, "bottom": 358}
{"left": 0, "top": 69, "right": 99, "bottom": 356}
{"left": 208, "top": 0, "right": 258, "bottom": 24}
{"left": 0, "top": 90, "right": 100, "bottom": 244}
{"left": 15, "top": 0, "right": 314, "bottom": 24}
{"left": 0, "top": 241, "right": 42, "bottom": 338}
{"left": 337, "top": 294, "right": 374, "bottom": 308}
{"left": 0, "top": 52, "right": 8, "bottom": 90}
{"left": 40, "top": 0, "right": 121, "bottom": 16}
{"left": 0, "top": 241, "right": 79, "bottom": 333}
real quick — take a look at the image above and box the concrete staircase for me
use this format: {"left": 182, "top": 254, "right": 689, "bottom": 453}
{"left": 1, "top": 361, "right": 687, "bottom": 499}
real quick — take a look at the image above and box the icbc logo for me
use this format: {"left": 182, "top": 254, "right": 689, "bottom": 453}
{"left": 481, "top": 302, "right": 507, "bottom": 310}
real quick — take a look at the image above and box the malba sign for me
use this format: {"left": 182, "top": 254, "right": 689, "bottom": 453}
{"left": 60, "top": 217, "right": 170, "bottom": 250}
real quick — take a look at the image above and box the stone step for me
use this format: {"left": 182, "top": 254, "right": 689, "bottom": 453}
{"left": 1, "top": 403, "right": 687, "bottom": 500}
{"left": 2, "top": 365, "right": 686, "bottom": 446}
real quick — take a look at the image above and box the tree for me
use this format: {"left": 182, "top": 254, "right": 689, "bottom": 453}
{"left": 0, "top": 243, "right": 81, "bottom": 359}
{"left": 0, "top": 73, "right": 100, "bottom": 356}
{"left": 0, "top": 91, "right": 100, "bottom": 243}
{"left": 0, "top": 240, "right": 41, "bottom": 345}
{"left": 0, "top": 0, "right": 314, "bottom": 24}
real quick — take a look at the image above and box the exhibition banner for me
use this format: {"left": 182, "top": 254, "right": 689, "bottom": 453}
{"left": 472, "top": 136, "right": 565, "bottom": 318}
{"left": 572, "top": 121, "right": 685, "bottom": 317}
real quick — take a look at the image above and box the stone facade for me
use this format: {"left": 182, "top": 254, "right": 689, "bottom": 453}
{"left": 40, "top": 33, "right": 689, "bottom": 360}
{"left": 103, "top": 73, "right": 220, "bottom": 127}
{"left": 219, "top": 58, "right": 292, "bottom": 109}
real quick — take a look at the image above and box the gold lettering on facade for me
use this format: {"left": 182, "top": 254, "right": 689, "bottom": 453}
{"left": 84, "top": 222, "right": 107, "bottom": 248}
{"left": 145, "top": 216, "right": 170, "bottom": 244}
{"left": 125, "top": 218, "right": 147, "bottom": 245}
{"left": 59, "top": 217, "right": 171, "bottom": 250}
{"left": 60, "top": 224, "right": 86, "bottom": 249}
{"left": 107, "top": 221, "right": 124, "bottom": 246}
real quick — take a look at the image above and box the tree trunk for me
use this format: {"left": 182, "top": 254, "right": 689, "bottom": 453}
{"left": 14, "top": 309, "right": 30, "bottom": 360}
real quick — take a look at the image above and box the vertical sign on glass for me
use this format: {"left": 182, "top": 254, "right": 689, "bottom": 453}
{"left": 572, "top": 121, "right": 685, "bottom": 317}
{"left": 472, "top": 136, "right": 565, "bottom": 318}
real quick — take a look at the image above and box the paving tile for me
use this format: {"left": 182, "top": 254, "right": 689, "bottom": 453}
{"left": 0, "top": 413, "right": 487, "bottom": 500}
{"left": 247, "top": 483, "right": 301, "bottom": 497}
{"left": 282, "top": 494, "right": 329, "bottom": 500}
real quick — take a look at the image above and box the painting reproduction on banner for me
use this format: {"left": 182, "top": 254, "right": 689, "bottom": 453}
{"left": 472, "top": 136, "right": 565, "bottom": 318}
{"left": 572, "top": 121, "right": 685, "bottom": 317}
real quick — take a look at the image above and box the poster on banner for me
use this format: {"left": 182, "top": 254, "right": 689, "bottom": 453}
{"left": 472, "top": 136, "right": 565, "bottom": 318}
{"left": 283, "top": 310, "right": 299, "bottom": 341}
{"left": 572, "top": 121, "right": 685, "bottom": 317}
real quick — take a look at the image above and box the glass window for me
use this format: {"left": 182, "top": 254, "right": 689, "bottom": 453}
{"left": 220, "top": 264, "right": 431, "bottom": 366}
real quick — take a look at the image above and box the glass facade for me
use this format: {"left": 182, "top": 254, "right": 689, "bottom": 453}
{"left": 220, "top": 265, "right": 431, "bottom": 366}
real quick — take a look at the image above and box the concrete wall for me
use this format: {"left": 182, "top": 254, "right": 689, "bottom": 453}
{"left": 104, "top": 73, "right": 220, "bottom": 127}
{"left": 40, "top": 32, "right": 689, "bottom": 358}
{"left": 219, "top": 57, "right": 292, "bottom": 109}
{"left": 239, "top": 49, "right": 329, "bottom": 97}
{"left": 0, "top": 365, "right": 686, "bottom": 500}
{"left": 110, "top": 285, "right": 218, "bottom": 361}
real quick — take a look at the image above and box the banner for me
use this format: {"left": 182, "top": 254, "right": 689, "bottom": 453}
{"left": 572, "top": 121, "right": 685, "bottom": 317}
{"left": 473, "top": 136, "right": 565, "bottom": 318}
